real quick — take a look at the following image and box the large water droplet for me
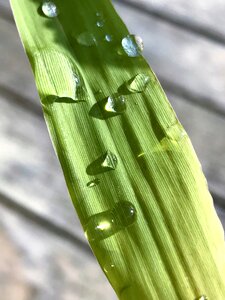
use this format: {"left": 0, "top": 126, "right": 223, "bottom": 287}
{"left": 42, "top": 1, "right": 58, "bottom": 18}
{"left": 85, "top": 201, "right": 137, "bottom": 242}
{"left": 87, "top": 179, "right": 100, "bottom": 188}
{"left": 121, "top": 34, "right": 144, "bottom": 57}
{"left": 77, "top": 32, "right": 97, "bottom": 46}
{"left": 105, "top": 95, "right": 126, "bottom": 114}
{"left": 196, "top": 296, "right": 208, "bottom": 300}
{"left": 127, "top": 73, "right": 150, "bottom": 93}
{"left": 105, "top": 34, "right": 113, "bottom": 42}
{"left": 101, "top": 150, "right": 118, "bottom": 170}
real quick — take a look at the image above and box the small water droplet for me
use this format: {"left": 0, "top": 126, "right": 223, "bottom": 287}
{"left": 101, "top": 150, "right": 118, "bottom": 170}
{"left": 166, "top": 122, "right": 187, "bottom": 142}
{"left": 73, "top": 73, "right": 81, "bottom": 87}
{"left": 105, "top": 95, "right": 126, "bottom": 114}
{"left": 42, "top": 1, "right": 58, "bottom": 18}
{"left": 77, "top": 32, "right": 97, "bottom": 46}
{"left": 105, "top": 34, "right": 113, "bottom": 42}
{"left": 84, "top": 201, "right": 137, "bottom": 242}
{"left": 96, "top": 20, "right": 105, "bottom": 27}
{"left": 96, "top": 11, "right": 103, "bottom": 18}
{"left": 127, "top": 73, "right": 150, "bottom": 93}
{"left": 121, "top": 34, "right": 144, "bottom": 57}
{"left": 196, "top": 296, "right": 208, "bottom": 300}
{"left": 87, "top": 179, "right": 100, "bottom": 188}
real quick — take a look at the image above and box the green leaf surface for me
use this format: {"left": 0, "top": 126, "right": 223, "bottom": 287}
{"left": 10, "top": 0, "right": 225, "bottom": 299}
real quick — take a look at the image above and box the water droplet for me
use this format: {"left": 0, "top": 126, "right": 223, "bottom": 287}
{"left": 196, "top": 296, "right": 208, "bottom": 300}
{"left": 105, "top": 34, "right": 113, "bottom": 42}
{"left": 77, "top": 32, "right": 97, "bottom": 46}
{"left": 101, "top": 150, "right": 118, "bottom": 170}
{"left": 84, "top": 201, "right": 137, "bottom": 242}
{"left": 96, "top": 20, "right": 105, "bottom": 27}
{"left": 166, "top": 122, "right": 187, "bottom": 142}
{"left": 87, "top": 179, "right": 100, "bottom": 188}
{"left": 121, "top": 34, "right": 144, "bottom": 57}
{"left": 96, "top": 11, "right": 103, "bottom": 18}
{"left": 42, "top": 1, "right": 58, "bottom": 18}
{"left": 73, "top": 73, "right": 82, "bottom": 87}
{"left": 127, "top": 73, "right": 150, "bottom": 93}
{"left": 105, "top": 95, "right": 126, "bottom": 114}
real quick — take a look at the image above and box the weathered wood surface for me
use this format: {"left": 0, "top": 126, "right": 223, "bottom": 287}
{"left": 117, "top": 0, "right": 225, "bottom": 43}
{"left": 0, "top": 199, "right": 117, "bottom": 300}
{"left": 0, "top": 0, "right": 225, "bottom": 299}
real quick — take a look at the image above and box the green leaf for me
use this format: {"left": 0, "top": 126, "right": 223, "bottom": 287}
{"left": 10, "top": 0, "right": 225, "bottom": 299}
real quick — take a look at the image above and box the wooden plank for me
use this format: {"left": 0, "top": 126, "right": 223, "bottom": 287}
{"left": 116, "top": 0, "right": 225, "bottom": 43}
{"left": 0, "top": 201, "right": 117, "bottom": 300}
{"left": 1, "top": 4, "right": 225, "bottom": 115}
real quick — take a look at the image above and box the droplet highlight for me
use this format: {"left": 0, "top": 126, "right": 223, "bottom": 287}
{"left": 101, "top": 150, "right": 118, "bottom": 170}
{"left": 105, "top": 34, "right": 113, "bottom": 42}
{"left": 127, "top": 73, "right": 150, "bottom": 93}
{"left": 96, "top": 20, "right": 105, "bottom": 28}
{"left": 121, "top": 34, "right": 144, "bottom": 57}
{"left": 85, "top": 201, "right": 137, "bottom": 242}
{"left": 105, "top": 95, "right": 126, "bottom": 114}
{"left": 42, "top": 1, "right": 58, "bottom": 18}
{"left": 196, "top": 296, "right": 208, "bottom": 300}
{"left": 73, "top": 73, "right": 81, "bottom": 87}
{"left": 77, "top": 32, "right": 97, "bottom": 46}
{"left": 87, "top": 179, "right": 100, "bottom": 188}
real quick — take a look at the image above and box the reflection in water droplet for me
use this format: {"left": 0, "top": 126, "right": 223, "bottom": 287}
{"left": 196, "top": 296, "right": 208, "bottom": 300}
{"left": 96, "top": 20, "right": 105, "bottom": 27}
{"left": 105, "top": 34, "right": 113, "bottom": 42}
{"left": 85, "top": 201, "right": 137, "bottom": 242}
{"left": 42, "top": 1, "right": 58, "bottom": 18}
{"left": 77, "top": 32, "right": 97, "bottom": 46}
{"left": 105, "top": 95, "right": 126, "bottom": 114}
{"left": 101, "top": 150, "right": 118, "bottom": 170}
{"left": 87, "top": 179, "right": 100, "bottom": 188}
{"left": 127, "top": 74, "right": 150, "bottom": 93}
{"left": 121, "top": 34, "right": 144, "bottom": 57}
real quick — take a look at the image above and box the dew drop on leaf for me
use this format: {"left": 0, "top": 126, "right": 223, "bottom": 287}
{"left": 101, "top": 150, "right": 118, "bottom": 170}
{"left": 105, "top": 34, "right": 113, "bottom": 42}
{"left": 96, "top": 20, "right": 105, "bottom": 27}
{"left": 42, "top": 1, "right": 59, "bottom": 18}
{"left": 121, "top": 34, "right": 144, "bottom": 57}
{"left": 73, "top": 73, "right": 81, "bottom": 87}
{"left": 77, "top": 32, "right": 97, "bottom": 46}
{"left": 105, "top": 95, "right": 126, "bottom": 114}
{"left": 127, "top": 73, "right": 150, "bottom": 93}
{"left": 84, "top": 201, "right": 137, "bottom": 242}
{"left": 196, "top": 296, "right": 208, "bottom": 300}
{"left": 87, "top": 179, "right": 100, "bottom": 188}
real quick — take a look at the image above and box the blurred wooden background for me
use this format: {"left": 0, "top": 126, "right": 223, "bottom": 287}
{"left": 0, "top": 0, "right": 225, "bottom": 299}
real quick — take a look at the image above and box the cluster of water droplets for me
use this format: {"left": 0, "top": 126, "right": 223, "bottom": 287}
{"left": 39, "top": 0, "right": 154, "bottom": 246}
{"left": 85, "top": 201, "right": 137, "bottom": 242}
